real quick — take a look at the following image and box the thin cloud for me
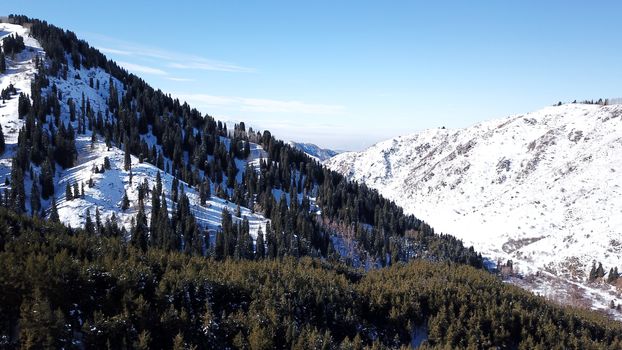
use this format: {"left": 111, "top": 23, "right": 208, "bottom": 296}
{"left": 98, "top": 47, "right": 133, "bottom": 56}
{"left": 117, "top": 61, "right": 167, "bottom": 76}
{"left": 169, "top": 61, "right": 254, "bottom": 73}
{"left": 166, "top": 77, "right": 195, "bottom": 82}
{"left": 89, "top": 33, "right": 253, "bottom": 73}
{"left": 176, "top": 93, "right": 345, "bottom": 115}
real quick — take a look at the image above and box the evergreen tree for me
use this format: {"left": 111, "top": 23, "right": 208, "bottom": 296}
{"left": 121, "top": 190, "right": 130, "bottom": 211}
{"left": 0, "top": 123, "right": 5, "bottom": 155}
{"left": 0, "top": 51, "right": 5, "bottom": 73}
{"left": 608, "top": 267, "right": 619, "bottom": 284}
{"left": 10, "top": 166, "right": 25, "bottom": 213}
{"left": 30, "top": 180, "right": 41, "bottom": 216}
{"left": 124, "top": 139, "right": 131, "bottom": 171}
{"left": 596, "top": 262, "right": 605, "bottom": 279}
{"left": 65, "top": 183, "right": 73, "bottom": 201}
{"left": 18, "top": 93, "right": 31, "bottom": 118}
{"left": 84, "top": 208, "right": 94, "bottom": 234}
{"left": 256, "top": 226, "right": 265, "bottom": 259}
{"left": 95, "top": 207, "right": 101, "bottom": 234}
{"left": 18, "top": 289, "right": 56, "bottom": 349}
{"left": 49, "top": 197, "right": 60, "bottom": 222}
{"left": 131, "top": 202, "right": 148, "bottom": 251}
{"left": 40, "top": 160, "right": 55, "bottom": 199}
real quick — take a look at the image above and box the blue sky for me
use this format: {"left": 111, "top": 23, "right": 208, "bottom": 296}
{"left": 5, "top": 1, "right": 622, "bottom": 150}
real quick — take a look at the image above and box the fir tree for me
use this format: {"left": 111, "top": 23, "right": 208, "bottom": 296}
{"left": 49, "top": 197, "right": 60, "bottom": 222}
{"left": 0, "top": 51, "right": 5, "bottom": 73}
{"left": 121, "top": 190, "right": 130, "bottom": 211}
{"left": 124, "top": 139, "right": 131, "bottom": 171}
{"left": 0, "top": 123, "right": 5, "bottom": 155}
{"left": 65, "top": 183, "right": 73, "bottom": 201}
{"left": 30, "top": 180, "right": 41, "bottom": 216}
{"left": 40, "top": 160, "right": 54, "bottom": 199}
{"left": 84, "top": 208, "right": 94, "bottom": 234}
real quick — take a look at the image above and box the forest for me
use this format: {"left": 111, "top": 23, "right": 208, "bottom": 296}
{"left": 0, "top": 208, "right": 620, "bottom": 349}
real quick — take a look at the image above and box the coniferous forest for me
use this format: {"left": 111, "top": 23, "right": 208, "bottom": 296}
{"left": 1, "top": 208, "right": 621, "bottom": 349}
{"left": 0, "top": 14, "right": 621, "bottom": 349}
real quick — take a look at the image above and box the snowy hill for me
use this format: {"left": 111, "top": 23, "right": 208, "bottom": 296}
{"left": 288, "top": 141, "right": 340, "bottom": 161}
{"left": 326, "top": 103, "right": 622, "bottom": 317}
{"left": 0, "top": 22, "right": 268, "bottom": 242}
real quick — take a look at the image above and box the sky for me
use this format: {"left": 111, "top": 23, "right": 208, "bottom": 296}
{"left": 5, "top": 1, "right": 622, "bottom": 150}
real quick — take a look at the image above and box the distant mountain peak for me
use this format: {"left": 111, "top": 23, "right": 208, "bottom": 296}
{"left": 287, "top": 141, "right": 340, "bottom": 162}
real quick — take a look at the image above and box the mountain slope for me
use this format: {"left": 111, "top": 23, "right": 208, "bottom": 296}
{"left": 0, "top": 15, "right": 482, "bottom": 268}
{"left": 327, "top": 103, "right": 622, "bottom": 317}
{"left": 288, "top": 141, "right": 340, "bottom": 161}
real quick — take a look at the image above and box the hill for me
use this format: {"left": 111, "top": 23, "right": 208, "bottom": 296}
{"left": 327, "top": 103, "right": 622, "bottom": 318}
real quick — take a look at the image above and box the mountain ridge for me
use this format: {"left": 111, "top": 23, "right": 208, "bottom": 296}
{"left": 327, "top": 103, "right": 622, "bottom": 318}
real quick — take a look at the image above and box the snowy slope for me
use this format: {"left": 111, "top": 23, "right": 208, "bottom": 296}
{"left": 288, "top": 141, "right": 340, "bottom": 161}
{"left": 0, "top": 23, "right": 44, "bottom": 179}
{"left": 0, "top": 23, "right": 269, "bottom": 244}
{"left": 327, "top": 103, "right": 622, "bottom": 317}
{"left": 57, "top": 137, "right": 268, "bottom": 241}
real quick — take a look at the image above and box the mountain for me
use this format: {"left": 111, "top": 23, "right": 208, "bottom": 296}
{"left": 0, "top": 15, "right": 480, "bottom": 266}
{"left": 326, "top": 103, "right": 622, "bottom": 318}
{"left": 0, "top": 15, "right": 621, "bottom": 348}
{"left": 288, "top": 141, "right": 340, "bottom": 161}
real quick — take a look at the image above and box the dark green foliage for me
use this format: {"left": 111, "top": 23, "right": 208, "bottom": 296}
{"left": 65, "top": 183, "right": 72, "bottom": 201}
{"left": 0, "top": 123, "right": 5, "bottom": 155}
{"left": 0, "top": 209, "right": 620, "bottom": 349}
{"left": 2, "top": 33, "right": 25, "bottom": 55}
{"left": 121, "top": 190, "right": 130, "bottom": 211}
{"left": 17, "top": 93, "right": 30, "bottom": 118}
{"left": 39, "top": 160, "right": 54, "bottom": 199}
{"left": 30, "top": 180, "right": 40, "bottom": 216}
{"left": 607, "top": 267, "right": 619, "bottom": 284}
{"left": 0, "top": 51, "right": 6, "bottom": 73}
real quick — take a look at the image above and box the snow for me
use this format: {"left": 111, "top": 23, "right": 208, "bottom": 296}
{"left": 57, "top": 135, "right": 269, "bottom": 242}
{"left": 0, "top": 23, "right": 44, "bottom": 179}
{"left": 0, "top": 23, "right": 270, "bottom": 247}
{"left": 288, "top": 141, "right": 340, "bottom": 162}
{"left": 327, "top": 103, "right": 622, "bottom": 318}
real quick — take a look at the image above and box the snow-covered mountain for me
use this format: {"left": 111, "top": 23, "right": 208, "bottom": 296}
{"left": 0, "top": 22, "right": 269, "bottom": 240}
{"left": 288, "top": 141, "right": 340, "bottom": 161}
{"left": 327, "top": 103, "right": 622, "bottom": 317}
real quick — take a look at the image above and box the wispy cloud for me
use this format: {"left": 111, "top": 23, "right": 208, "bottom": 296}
{"left": 98, "top": 47, "right": 133, "bottom": 56}
{"left": 89, "top": 33, "right": 254, "bottom": 73}
{"left": 117, "top": 61, "right": 168, "bottom": 76}
{"left": 176, "top": 93, "right": 345, "bottom": 115}
{"left": 169, "top": 61, "right": 254, "bottom": 73}
{"left": 166, "top": 77, "right": 195, "bottom": 82}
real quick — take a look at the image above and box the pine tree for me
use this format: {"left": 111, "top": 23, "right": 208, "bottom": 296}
{"left": 30, "top": 180, "right": 41, "bottom": 216}
{"left": 608, "top": 267, "right": 619, "bottom": 284}
{"left": 85, "top": 208, "right": 94, "bottom": 234}
{"left": 49, "top": 197, "right": 60, "bottom": 222}
{"left": 124, "top": 139, "right": 131, "bottom": 171}
{"left": 95, "top": 207, "right": 101, "bottom": 234}
{"left": 256, "top": 226, "right": 265, "bottom": 259}
{"left": 0, "top": 123, "right": 5, "bottom": 155}
{"left": 40, "top": 160, "right": 55, "bottom": 199}
{"left": 0, "top": 51, "right": 5, "bottom": 73}
{"left": 596, "top": 262, "right": 605, "bottom": 279}
{"left": 18, "top": 289, "right": 56, "bottom": 349}
{"left": 121, "top": 190, "right": 130, "bottom": 211}
{"left": 65, "top": 183, "right": 73, "bottom": 201}
{"left": 131, "top": 202, "right": 148, "bottom": 251}
{"left": 10, "top": 166, "right": 25, "bottom": 213}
